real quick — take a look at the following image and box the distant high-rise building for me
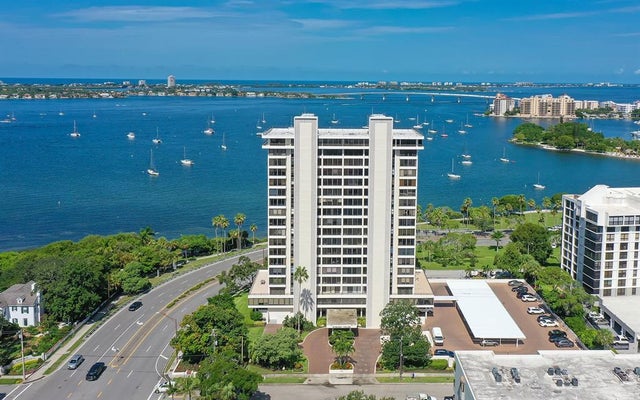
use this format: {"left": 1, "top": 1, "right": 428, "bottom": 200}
{"left": 167, "top": 75, "right": 176, "bottom": 88}
{"left": 248, "top": 113, "right": 434, "bottom": 329}
{"left": 138, "top": 80, "right": 147, "bottom": 87}
{"left": 518, "top": 94, "right": 575, "bottom": 118}
{"left": 492, "top": 93, "right": 516, "bottom": 116}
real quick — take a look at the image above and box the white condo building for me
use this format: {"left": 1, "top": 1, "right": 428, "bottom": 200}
{"left": 248, "top": 113, "right": 433, "bottom": 328}
{"left": 167, "top": 75, "right": 176, "bottom": 88}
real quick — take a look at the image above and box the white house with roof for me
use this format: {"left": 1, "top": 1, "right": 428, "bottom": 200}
{"left": 0, "top": 281, "right": 43, "bottom": 327}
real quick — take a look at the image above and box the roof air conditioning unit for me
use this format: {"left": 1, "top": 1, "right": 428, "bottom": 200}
{"left": 571, "top": 377, "right": 578, "bottom": 386}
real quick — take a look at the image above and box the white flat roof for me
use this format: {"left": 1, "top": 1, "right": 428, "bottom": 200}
{"left": 447, "top": 280, "right": 526, "bottom": 340}
{"left": 601, "top": 296, "right": 640, "bottom": 334}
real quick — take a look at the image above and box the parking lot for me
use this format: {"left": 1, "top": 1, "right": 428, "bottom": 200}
{"left": 423, "top": 280, "right": 580, "bottom": 355}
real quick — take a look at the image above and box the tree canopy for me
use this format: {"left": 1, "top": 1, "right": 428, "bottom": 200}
{"left": 509, "top": 222, "right": 552, "bottom": 265}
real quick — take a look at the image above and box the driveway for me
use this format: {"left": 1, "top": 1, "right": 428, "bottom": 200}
{"left": 302, "top": 328, "right": 382, "bottom": 374}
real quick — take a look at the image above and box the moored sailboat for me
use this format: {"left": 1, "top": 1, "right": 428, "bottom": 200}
{"left": 447, "top": 159, "right": 461, "bottom": 180}
{"left": 533, "top": 172, "right": 545, "bottom": 190}
{"left": 69, "top": 120, "right": 81, "bottom": 137}
{"left": 180, "top": 146, "right": 194, "bottom": 166}
{"left": 147, "top": 149, "right": 159, "bottom": 176}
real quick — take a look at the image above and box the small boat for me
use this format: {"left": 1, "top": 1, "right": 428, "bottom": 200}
{"left": 203, "top": 121, "right": 214, "bottom": 135}
{"left": 152, "top": 128, "right": 162, "bottom": 144}
{"left": 127, "top": 131, "right": 136, "bottom": 140}
{"left": 412, "top": 115, "right": 422, "bottom": 129}
{"left": 447, "top": 159, "right": 461, "bottom": 180}
{"left": 533, "top": 172, "right": 545, "bottom": 190}
{"left": 147, "top": 149, "right": 159, "bottom": 176}
{"left": 394, "top": 114, "right": 400, "bottom": 123}
{"left": 426, "top": 136, "right": 433, "bottom": 141}
{"left": 431, "top": 95, "right": 435, "bottom": 103}
{"left": 464, "top": 114, "right": 473, "bottom": 128}
{"left": 180, "top": 146, "right": 194, "bottom": 166}
{"left": 461, "top": 159, "right": 472, "bottom": 166}
{"left": 631, "top": 130, "right": 640, "bottom": 140}
{"left": 457, "top": 123, "right": 467, "bottom": 134}
{"left": 70, "top": 120, "right": 81, "bottom": 137}
{"left": 461, "top": 153, "right": 471, "bottom": 159}
{"left": 210, "top": 114, "right": 216, "bottom": 124}
{"left": 445, "top": 119, "right": 454, "bottom": 123}
{"left": 500, "top": 147, "right": 510, "bottom": 163}
{"left": 440, "top": 125, "right": 448, "bottom": 138}
{"left": 58, "top": 110, "right": 64, "bottom": 116}
{"left": 427, "top": 120, "right": 437, "bottom": 134}
{"left": 406, "top": 95, "right": 409, "bottom": 102}
{"left": 221, "top": 132, "right": 227, "bottom": 150}
{"left": 92, "top": 110, "right": 97, "bottom": 118}
{"left": 331, "top": 114, "right": 339, "bottom": 124}
{"left": 261, "top": 112, "right": 266, "bottom": 124}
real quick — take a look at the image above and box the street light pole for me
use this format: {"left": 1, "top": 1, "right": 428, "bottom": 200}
{"left": 20, "top": 329, "right": 25, "bottom": 381}
{"left": 399, "top": 336, "right": 404, "bottom": 379}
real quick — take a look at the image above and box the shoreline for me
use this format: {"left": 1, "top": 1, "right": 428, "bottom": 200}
{"left": 511, "top": 140, "right": 640, "bottom": 162}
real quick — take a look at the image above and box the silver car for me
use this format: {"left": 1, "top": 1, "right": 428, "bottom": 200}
{"left": 67, "top": 354, "right": 84, "bottom": 370}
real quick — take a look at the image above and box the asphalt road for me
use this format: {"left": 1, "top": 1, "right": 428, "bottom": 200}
{"left": 6, "top": 249, "right": 264, "bottom": 400}
{"left": 253, "top": 383, "right": 454, "bottom": 400}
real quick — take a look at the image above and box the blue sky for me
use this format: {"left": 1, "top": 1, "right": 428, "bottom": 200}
{"left": 1, "top": 1, "right": 639, "bottom": 83}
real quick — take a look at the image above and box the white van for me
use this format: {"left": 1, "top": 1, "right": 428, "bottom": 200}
{"left": 432, "top": 327, "right": 444, "bottom": 346}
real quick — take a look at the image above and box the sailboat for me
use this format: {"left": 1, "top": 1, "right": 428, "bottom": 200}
{"left": 147, "top": 149, "right": 159, "bottom": 176}
{"left": 447, "top": 159, "right": 461, "bottom": 180}
{"left": 331, "top": 114, "right": 339, "bottom": 124}
{"left": 394, "top": 114, "right": 400, "bottom": 123}
{"left": 427, "top": 120, "right": 437, "bottom": 134}
{"left": 69, "top": 120, "right": 81, "bottom": 137}
{"left": 180, "top": 146, "right": 194, "bottom": 166}
{"left": 533, "top": 172, "right": 545, "bottom": 190}
{"left": 500, "top": 147, "right": 510, "bottom": 163}
{"left": 127, "top": 131, "right": 135, "bottom": 140}
{"left": 210, "top": 114, "right": 216, "bottom": 124}
{"left": 457, "top": 123, "right": 467, "bottom": 134}
{"left": 221, "top": 132, "right": 227, "bottom": 150}
{"left": 152, "top": 128, "right": 162, "bottom": 144}
{"left": 92, "top": 110, "right": 97, "bottom": 118}
{"left": 440, "top": 124, "right": 448, "bottom": 138}
{"left": 464, "top": 114, "right": 473, "bottom": 128}
{"left": 261, "top": 112, "right": 266, "bottom": 124}
{"left": 203, "top": 121, "right": 214, "bottom": 135}
{"left": 412, "top": 115, "right": 422, "bottom": 129}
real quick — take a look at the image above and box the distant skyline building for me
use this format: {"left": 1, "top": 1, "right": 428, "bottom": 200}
{"left": 167, "top": 75, "right": 176, "bottom": 88}
{"left": 492, "top": 93, "right": 516, "bottom": 116}
{"left": 518, "top": 94, "right": 576, "bottom": 118}
{"left": 248, "top": 113, "right": 433, "bottom": 328}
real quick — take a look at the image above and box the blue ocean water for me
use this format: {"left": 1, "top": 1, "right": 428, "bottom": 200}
{"left": 0, "top": 86, "right": 639, "bottom": 251}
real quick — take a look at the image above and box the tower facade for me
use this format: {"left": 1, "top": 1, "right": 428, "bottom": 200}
{"left": 248, "top": 113, "right": 432, "bottom": 328}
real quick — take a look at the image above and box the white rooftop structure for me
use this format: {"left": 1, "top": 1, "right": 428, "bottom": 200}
{"left": 601, "top": 296, "right": 640, "bottom": 335}
{"left": 454, "top": 350, "right": 640, "bottom": 400}
{"left": 447, "top": 280, "right": 525, "bottom": 341}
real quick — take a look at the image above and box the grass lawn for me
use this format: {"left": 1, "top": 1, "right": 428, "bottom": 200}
{"left": 418, "top": 245, "right": 497, "bottom": 271}
{"left": 417, "top": 210, "right": 562, "bottom": 232}
{"left": 0, "top": 378, "right": 22, "bottom": 385}
{"left": 377, "top": 375, "right": 454, "bottom": 384}
{"left": 261, "top": 376, "right": 308, "bottom": 384}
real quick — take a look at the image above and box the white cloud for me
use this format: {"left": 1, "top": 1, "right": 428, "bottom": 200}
{"left": 614, "top": 68, "right": 625, "bottom": 75}
{"left": 356, "top": 25, "right": 453, "bottom": 35}
{"left": 290, "top": 18, "right": 353, "bottom": 30}
{"left": 336, "top": 0, "right": 458, "bottom": 9}
{"left": 54, "top": 6, "right": 223, "bottom": 23}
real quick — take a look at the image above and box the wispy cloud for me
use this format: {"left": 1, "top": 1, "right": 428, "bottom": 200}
{"left": 290, "top": 18, "right": 354, "bottom": 30}
{"left": 611, "top": 31, "right": 640, "bottom": 37}
{"left": 54, "top": 6, "right": 223, "bottom": 23}
{"left": 506, "top": 4, "right": 640, "bottom": 21}
{"left": 314, "top": 0, "right": 458, "bottom": 10}
{"left": 634, "top": 69, "right": 640, "bottom": 75}
{"left": 356, "top": 25, "right": 453, "bottom": 35}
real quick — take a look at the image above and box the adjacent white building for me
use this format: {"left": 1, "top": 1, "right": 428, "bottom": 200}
{"left": 167, "top": 75, "right": 176, "bottom": 88}
{"left": 0, "top": 281, "right": 42, "bottom": 327}
{"left": 248, "top": 113, "right": 433, "bottom": 328}
{"left": 561, "top": 185, "right": 640, "bottom": 351}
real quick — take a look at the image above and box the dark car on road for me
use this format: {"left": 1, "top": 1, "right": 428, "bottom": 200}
{"left": 433, "top": 349, "right": 454, "bottom": 357}
{"left": 86, "top": 362, "right": 106, "bottom": 381}
{"left": 128, "top": 301, "right": 143, "bottom": 311}
{"left": 548, "top": 329, "right": 566, "bottom": 337}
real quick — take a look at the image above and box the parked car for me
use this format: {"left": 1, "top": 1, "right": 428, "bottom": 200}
{"left": 128, "top": 301, "right": 143, "bottom": 311}
{"left": 539, "top": 319, "right": 559, "bottom": 327}
{"left": 527, "top": 307, "right": 545, "bottom": 314}
{"left": 512, "top": 285, "right": 528, "bottom": 292}
{"left": 508, "top": 280, "right": 523, "bottom": 287}
{"left": 480, "top": 339, "right": 499, "bottom": 347}
{"left": 521, "top": 294, "right": 538, "bottom": 302}
{"left": 548, "top": 329, "right": 566, "bottom": 337}
{"left": 555, "top": 339, "right": 575, "bottom": 348}
{"left": 537, "top": 315, "right": 556, "bottom": 322}
{"left": 155, "top": 380, "right": 175, "bottom": 393}
{"left": 85, "top": 362, "right": 106, "bottom": 381}
{"left": 549, "top": 334, "right": 568, "bottom": 343}
{"left": 433, "top": 349, "right": 454, "bottom": 357}
{"left": 67, "top": 354, "right": 84, "bottom": 370}
{"left": 406, "top": 394, "right": 437, "bottom": 400}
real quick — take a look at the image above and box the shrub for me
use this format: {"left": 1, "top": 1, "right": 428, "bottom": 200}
{"left": 316, "top": 317, "right": 327, "bottom": 327}
{"left": 428, "top": 359, "right": 449, "bottom": 370}
{"left": 250, "top": 309, "right": 263, "bottom": 321}
{"left": 282, "top": 312, "right": 314, "bottom": 331}
{"left": 9, "top": 358, "right": 43, "bottom": 375}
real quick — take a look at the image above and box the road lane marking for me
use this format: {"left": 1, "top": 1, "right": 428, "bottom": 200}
{"left": 159, "top": 354, "right": 168, "bottom": 360}
{"left": 161, "top": 324, "right": 168, "bottom": 332}
{"left": 70, "top": 370, "right": 77, "bottom": 377}
{"left": 107, "top": 378, "right": 112, "bottom": 385}
{"left": 77, "top": 381, "right": 82, "bottom": 386}
{"left": 146, "top": 345, "right": 152, "bottom": 352}
{"left": 115, "top": 324, "right": 121, "bottom": 330}
{"left": 68, "top": 393, "right": 73, "bottom": 398}
{"left": 157, "top": 291, "right": 165, "bottom": 297}
{"left": 93, "top": 345, "right": 100, "bottom": 351}
{"left": 9, "top": 383, "right": 33, "bottom": 399}
{"left": 127, "top": 369, "right": 134, "bottom": 378}
{"left": 97, "top": 391, "right": 103, "bottom": 398}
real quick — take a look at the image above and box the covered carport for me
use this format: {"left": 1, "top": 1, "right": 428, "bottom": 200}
{"left": 326, "top": 308, "right": 358, "bottom": 334}
{"left": 447, "top": 280, "right": 526, "bottom": 346}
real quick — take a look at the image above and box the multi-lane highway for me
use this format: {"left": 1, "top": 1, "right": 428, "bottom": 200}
{"left": 6, "top": 249, "right": 264, "bottom": 400}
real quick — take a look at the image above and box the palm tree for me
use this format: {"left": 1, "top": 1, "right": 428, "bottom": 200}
{"left": 293, "top": 265, "right": 309, "bottom": 332}
{"left": 461, "top": 197, "right": 473, "bottom": 226}
{"left": 234, "top": 213, "right": 246, "bottom": 251}
{"left": 220, "top": 216, "right": 229, "bottom": 252}
{"left": 491, "top": 197, "right": 500, "bottom": 228}
{"left": 250, "top": 223, "right": 257, "bottom": 245}
{"left": 491, "top": 230, "right": 505, "bottom": 252}
{"left": 330, "top": 330, "right": 355, "bottom": 369}
{"left": 528, "top": 198, "right": 536, "bottom": 211}
{"left": 175, "top": 376, "right": 200, "bottom": 400}
{"left": 212, "top": 215, "right": 225, "bottom": 253}
{"left": 517, "top": 194, "right": 526, "bottom": 217}
{"left": 139, "top": 226, "right": 155, "bottom": 245}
